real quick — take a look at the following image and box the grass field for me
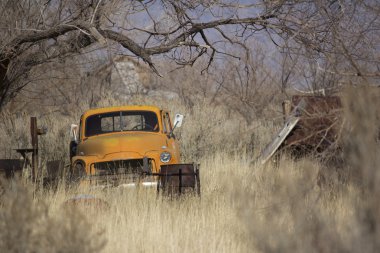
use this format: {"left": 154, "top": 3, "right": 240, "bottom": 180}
{"left": 0, "top": 153, "right": 374, "bottom": 253}
{"left": 0, "top": 88, "right": 379, "bottom": 253}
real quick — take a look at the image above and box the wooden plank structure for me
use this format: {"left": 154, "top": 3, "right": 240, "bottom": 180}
{"left": 284, "top": 95, "right": 342, "bottom": 150}
{"left": 1, "top": 117, "right": 47, "bottom": 180}
{"left": 258, "top": 95, "right": 342, "bottom": 164}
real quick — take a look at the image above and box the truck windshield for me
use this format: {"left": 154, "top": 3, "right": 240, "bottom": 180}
{"left": 85, "top": 111, "right": 159, "bottom": 137}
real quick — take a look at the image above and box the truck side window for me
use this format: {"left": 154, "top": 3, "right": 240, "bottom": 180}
{"left": 162, "top": 112, "right": 167, "bottom": 133}
{"left": 163, "top": 112, "right": 172, "bottom": 134}
{"left": 78, "top": 116, "right": 82, "bottom": 142}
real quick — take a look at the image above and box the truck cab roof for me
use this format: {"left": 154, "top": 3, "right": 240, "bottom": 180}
{"left": 82, "top": 105, "right": 163, "bottom": 119}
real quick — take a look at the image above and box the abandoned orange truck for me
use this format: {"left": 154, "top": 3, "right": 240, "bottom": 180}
{"left": 69, "top": 105, "right": 185, "bottom": 188}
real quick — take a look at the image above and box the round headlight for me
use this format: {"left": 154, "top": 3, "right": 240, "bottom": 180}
{"left": 160, "top": 152, "right": 171, "bottom": 163}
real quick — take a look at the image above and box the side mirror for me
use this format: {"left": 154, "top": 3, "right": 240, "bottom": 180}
{"left": 70, "top": 124, "right": 79, "bottom": 142}
{"left": 173, "top": 114, "right": 184, "bottom": 128}
{"left": 168, "top": 114, "right": 184, "bottom": 138}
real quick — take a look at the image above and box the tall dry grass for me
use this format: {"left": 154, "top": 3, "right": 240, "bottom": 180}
{"left": 0, "top": 151, "right": 374, "bottom": 253}
{"left": 0, "top": 180, "right": 106, "bottom": 252}
{"left": 0, "top": 87, "right": 379, "bottom": 252}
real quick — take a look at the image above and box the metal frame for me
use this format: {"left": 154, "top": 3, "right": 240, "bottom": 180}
{"left": 14, "top": 117, "right": 46, "bottom": 180}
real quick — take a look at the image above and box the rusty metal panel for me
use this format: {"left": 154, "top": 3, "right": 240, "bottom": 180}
{"left": 159, "top": 164, "right": 200, "bottom": 195}
{"left": 285, "top": 96, "right": 342, "bottom": 149}
{"left": 290, "top": 95, "right": 342, "bottom": 114}
{"left": 160, "top": 164, "right": 196, "bottom": 187}
{"left": 0, "top": 159, "right": 23, "bottom": 178}
{"left": 258, "top": 96, "right": 343, "bottom": 164}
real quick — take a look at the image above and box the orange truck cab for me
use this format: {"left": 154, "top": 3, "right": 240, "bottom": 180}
{"left": 69, "top": 105, "right": 184, "bottom": 187}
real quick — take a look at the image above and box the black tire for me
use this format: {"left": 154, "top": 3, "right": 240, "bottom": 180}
{"left": 69, "top": 141, "right": 77, "bottom": 160}
{"left": 69, "top": 161, "right": 86, "bottom": 186}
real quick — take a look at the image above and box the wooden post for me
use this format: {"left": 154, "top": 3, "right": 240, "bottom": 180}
{"left": 30, "top": 117, "right": 38, "bottom": 180}
{"left": 282, "top": 100, "right": 291, "bottom": 123}
{"left": 178, "top": 169, "right": 182, "bottom": 195}
{"left": 195, "top": 165, "right": 201, "bottom": 197}
{"left": 30, "top": 117, "right": 47, "bottom": 181}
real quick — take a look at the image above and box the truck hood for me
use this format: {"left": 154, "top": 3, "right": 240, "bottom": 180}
{"left": 78, "top": 132, "right": 168, "bottom": 157}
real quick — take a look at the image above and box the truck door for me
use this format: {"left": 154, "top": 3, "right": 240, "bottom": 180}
{"left": 162, "top": 111, "right": 180, "bottom": 162}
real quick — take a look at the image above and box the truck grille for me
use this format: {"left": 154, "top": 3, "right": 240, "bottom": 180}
{"left": 92, "top": 159, "right": 152, "bottom": 176}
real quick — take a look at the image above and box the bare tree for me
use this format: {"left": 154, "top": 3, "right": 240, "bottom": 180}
{"left": 0, "top": 0, "right": 379, "bottom": 109}
{"left": 277, "top": 0, "right": 380, "bottom": 92}
{"left": 212, "top": 49, "right": 280, "bottom": 123}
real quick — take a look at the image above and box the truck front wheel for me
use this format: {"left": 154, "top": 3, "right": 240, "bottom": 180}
{"left": 69, "top": 161, "right": 86, "bottom": 186}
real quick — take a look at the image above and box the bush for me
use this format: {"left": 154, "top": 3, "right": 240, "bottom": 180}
{"left": 0, "top": 180, "right": 106, "bottom": 253}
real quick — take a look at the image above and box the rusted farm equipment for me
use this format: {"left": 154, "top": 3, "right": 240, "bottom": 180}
{"left": 17, "top": 117, "right": 47, "bottom": 180}
{"left": 0, "top": 117, "right": 64, "bottom": 185}
{"left": 258, "top": 95, "right": 343, "bottom": 164}
{"left": 0, "top": 117, "right": 47, "bottom": 181}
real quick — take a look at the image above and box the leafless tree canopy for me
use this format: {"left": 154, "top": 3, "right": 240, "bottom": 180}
{"left": 0, "top": 0, "right": 379, "bottom": 109}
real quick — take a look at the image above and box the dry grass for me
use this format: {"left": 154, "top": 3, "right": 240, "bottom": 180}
{"left": 0, "top": 180, "right": 106, "bottom": 253}
{"left": 0, "top": 152, "right": 375, "bottom": 253}
{"left": 0, "top": 88, "right": 379, "bottom": 252}
{"left": 34, "top": 153, "right": 252, "bottom": 253}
